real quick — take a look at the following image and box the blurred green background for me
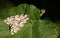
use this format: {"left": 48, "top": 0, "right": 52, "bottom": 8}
{"left": 0, "top": 0, "right": 60, "bottom": 38}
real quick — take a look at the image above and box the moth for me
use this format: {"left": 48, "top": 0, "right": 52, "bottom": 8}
{"left": 4, "top": 14, "right": 29, "bottom": 35}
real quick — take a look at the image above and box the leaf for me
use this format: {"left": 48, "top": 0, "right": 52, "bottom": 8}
{"left": 39, "top": 20, "right": 58, "bottom": 38}
{"left": 0, "top": 8, "right": 10, "bottom": 19}
{"left": 0, "top": 4, "right": 58, "bottom": 38}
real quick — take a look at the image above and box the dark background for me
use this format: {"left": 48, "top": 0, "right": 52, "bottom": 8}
{"left": 9, "top": 0, "right": 60, "bottom": 21}
{"left": 0, "top": 0, "right": 60, "bottom": 21}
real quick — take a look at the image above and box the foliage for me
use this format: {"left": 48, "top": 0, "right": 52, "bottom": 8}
{"left": 0, "top": 4, "right": 58, "bottom": 38}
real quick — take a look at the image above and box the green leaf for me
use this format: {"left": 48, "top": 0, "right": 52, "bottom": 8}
{"left": 0, "top": 4, "right": 58, "bottom": 38}
{"left": 39, "top": 20, "right": 58, "bottom": 38}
